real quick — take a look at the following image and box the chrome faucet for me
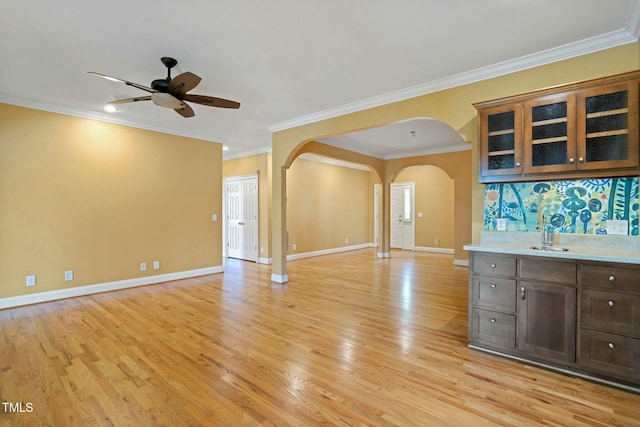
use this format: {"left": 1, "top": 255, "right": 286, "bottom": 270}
{"left": 541, "top": 214, "right": 554, "bottom": 246}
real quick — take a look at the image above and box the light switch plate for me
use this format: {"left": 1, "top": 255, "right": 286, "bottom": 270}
{"left": 607, "top": 220, "right": 628, "bottom": 235}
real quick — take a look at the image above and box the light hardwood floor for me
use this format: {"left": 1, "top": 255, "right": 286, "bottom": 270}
{"left": 1, "top": 249, "right": 639, "bottom": 426}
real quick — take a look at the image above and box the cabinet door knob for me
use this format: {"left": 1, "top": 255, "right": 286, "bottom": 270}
{"left": 490, "top": 318, "right": 496, "bottom": 323}
{"left": 491, "top": 264, "right": 496, "bottom": 268}
{"left": 608, "top": 300, "right": 615, "bottom": 307}
{"left": 521, "top": 286, "right": 526, "bottom": 300}
{"left": 609, "top": 275, "right": 616, "bottom": 282}
{"left": 490, "top": 283, "right": 496, "bottom": 289}
{"left": 515, "top": 162, "right": 521, "bottom": 167}
{"left": 578, "top": 157, "right": 584, "bottom": 163}
{"left": 608, "top": 342, "right": 615, "bottom": 349}
{"left": 569, "top": 157, "right": 575, "bottom": 163}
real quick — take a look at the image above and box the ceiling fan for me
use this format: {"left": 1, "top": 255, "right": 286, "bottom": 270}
{"left": 89, "top": 57, "right": 240, "bottom": 118}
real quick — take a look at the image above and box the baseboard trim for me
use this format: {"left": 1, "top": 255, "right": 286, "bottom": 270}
{"left": 286, "top": 243, "right": 373, "bottom": 261}
{"left": 453, "top": 259, "right": 469, "bottom": 267}
{"left": 0, "top": 266, "right": 224, "bottom": 310}
{"left": 271, "top": 274, "right": 289, "bottom": 283}
{"left": 414, "top": 246, "right": 454, "bottom": 254}
{"left": 258, "top": 257, "right": 272, "bottom": 265}
{"left": 377, "top": 252, "right": 390, "bottom": 258}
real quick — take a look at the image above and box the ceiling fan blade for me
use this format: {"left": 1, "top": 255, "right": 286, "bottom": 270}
{"left": 168, "top": 72, "right": 201, "bottom": 96}
{"left": 88, "top": 71, "right": 154, "bottom": 93}
{"left": 108, "top": 96, "right": 152, "bottom": 105}
{"left": 175, "top": 103, "right": 195, "bottom": 118}
{"left": 183, "top": 94, "right": 240, "bottom": 109}
{"left": 151, "top": 92, "right": 185, "bottom": 109}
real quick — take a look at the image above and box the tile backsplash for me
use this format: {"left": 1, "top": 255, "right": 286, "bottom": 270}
{"left": 484, "top": 177, "right": 639, "bottom": 236}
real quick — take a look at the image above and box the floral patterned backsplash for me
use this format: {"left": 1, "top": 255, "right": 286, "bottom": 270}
{"left": 484, "top": 177, "right": 639, "bottom": 235}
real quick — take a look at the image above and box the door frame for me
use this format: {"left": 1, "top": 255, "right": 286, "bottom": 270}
{"left": 390, "top": 182, "right": 415, "bottom": 250}
{"left": 224, "top": 173, "right": 259, "bottom": 262}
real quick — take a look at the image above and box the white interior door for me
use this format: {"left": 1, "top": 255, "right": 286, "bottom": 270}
{"left": 226, "top": 175, "right": 259, "bottom": 261}
{"left": 390, "top": 182, "right": 415, "bottom": 250}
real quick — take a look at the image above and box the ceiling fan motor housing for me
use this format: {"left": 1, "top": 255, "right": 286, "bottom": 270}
{"left": 151, "top": 78, "right": 171, "bottom": 92}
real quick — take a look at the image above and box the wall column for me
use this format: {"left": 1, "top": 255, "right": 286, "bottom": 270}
{"left": 271, "top": 163, "right": 288, "bottom": 283}
{"left": 379, "top": 180, "right": 391, "bottom": 257}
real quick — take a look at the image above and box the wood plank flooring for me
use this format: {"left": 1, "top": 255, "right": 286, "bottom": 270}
{"left": 1, "top": 249, "right": 639, "bottom": 426}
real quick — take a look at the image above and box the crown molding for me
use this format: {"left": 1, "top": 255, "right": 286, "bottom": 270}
{"left": 223, "top": 146, "right": 272, "bottom": 161}
{"left": 0, "top": 94, "right": 230, "bottom": 144}
{"left": 383, "top": 143, "right": 471, "bottom": 160}
{"left": 628, "top": 0, "right": 640, "bottom": 39}
{"left": 297, "top": 152, "right": 372, "bottom": 170}
{"left": 268, "top": 28, "right": 638, "bottom": 133}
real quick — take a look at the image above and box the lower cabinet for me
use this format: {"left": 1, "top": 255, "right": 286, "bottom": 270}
{"left": 518, "top": 281, "right": 576, "bottom": 363}
{"left": 468, "top": 252, "right": 640, "bottom": 390}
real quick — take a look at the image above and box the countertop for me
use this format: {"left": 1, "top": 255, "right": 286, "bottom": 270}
{"left": 464, "top": 231, "right": 640, "bottom": 265}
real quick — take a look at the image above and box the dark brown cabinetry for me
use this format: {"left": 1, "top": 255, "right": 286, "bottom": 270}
{"left": 468, "top": 252, "right": 640, "bottom": 390}
{"left": 476, "top": 71, "right": 640, "bottom": 183}
{"left": 579, "top": 264, "right": 640, "bottom": 384}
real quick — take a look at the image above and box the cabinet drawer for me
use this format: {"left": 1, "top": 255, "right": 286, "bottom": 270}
{"left": 472, "top": 276, "right": 517, "bottom": 312}
{"left": 520, "top": 258, "right": 577, "bottom": 284}
{"left": 579, "top": 329, "right": 640, "bottom": 382}
{"left": 470, "top": 308, "right": 516, "bottom": 350}
{"left": 581, "top": 290, "right": 640, "bottom": 337}
{"left": 472, "top": 254, "right": 516, "bottom": 277}
{"left": 582, "top": 264, "right": 640, "bottom": 292}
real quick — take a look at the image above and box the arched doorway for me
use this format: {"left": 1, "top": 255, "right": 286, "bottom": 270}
{"left": 271, "top": 118, "right": 471, "bottom": 282}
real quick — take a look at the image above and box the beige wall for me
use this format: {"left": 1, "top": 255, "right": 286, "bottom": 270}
{"left": 271, "top": 42, "right": 640, "bottom": 278}
{"left": 287, "top": 157, "right": 373, "bottom": 254}
{"left": 1, "top": 104, "right": 223, "bottom": 299}
{"left": 395, "top": 165, "right": 455, "bottom": 249}
{"left": 222, "top": 152, "right": 272, "bottom": 259}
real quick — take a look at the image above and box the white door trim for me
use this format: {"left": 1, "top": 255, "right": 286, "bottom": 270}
{"left": 224, "top": 174, "right": 259, "bottom": 262}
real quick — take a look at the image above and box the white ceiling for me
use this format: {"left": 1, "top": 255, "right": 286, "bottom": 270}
{"left": 1, "top": 1, "right": 639, "bottom": 160}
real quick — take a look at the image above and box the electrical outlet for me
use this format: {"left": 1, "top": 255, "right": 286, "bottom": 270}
{"left": 435, "top": 238, "right": 440, "bottom": 245}
{"left": 64, "top": 270, "right": 73, "bottom": 281}
{"left": 26, "top": 275, "right": 36, "bottom": 287}
{"left": 292, "top": 244, "right": 296, "bottom": 251}
{"left": 345, "top": 237, "right": 349, "bottom": 244}
{"left": 140, "top": 262, "right": 147, "bottom": 272}
{"left": 153, "top": 261, "right": 160, "bottom": 270}
{"left": 607, "top": 220, "right": 628, "bottom": 235}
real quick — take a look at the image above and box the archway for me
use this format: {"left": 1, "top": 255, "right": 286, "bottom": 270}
{"left": 271, "top": 117, "right": 471, "bottom": 283}
{"left": 393, "top": 165, "right": 455, "bottom": 255}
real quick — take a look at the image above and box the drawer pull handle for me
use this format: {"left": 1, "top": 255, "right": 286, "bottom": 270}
{"left": 521, "top": 286, "right": 526, "bottom": 300}
{"left": 608, "top": 300, "right": 615, "bottom": 307}
{"left": 491, "top": 264, "right": 496, "bottom": 268}
{"left": 609, "top": 275, "right": 616, "bottom": 282}
{"left": 608, "top": 342, "right": 615, "bottom": 349}
{"left": 490, "top": 318, "right": 496, "bottom": 323}
{"left": 490, "top": 283, "right": 496, "bottom": 289}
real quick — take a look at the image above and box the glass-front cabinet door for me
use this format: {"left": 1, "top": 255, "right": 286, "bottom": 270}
{"left": 576, "top": 82, "right": 639, "bottom": 170}
{"left": 480, "top": 103, "right": 523, "bottom": 178}
{"left": 524, "top": 94, "right": 576, "bottom": 174}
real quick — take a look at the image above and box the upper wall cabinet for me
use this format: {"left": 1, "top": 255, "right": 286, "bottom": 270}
{"left": 475, "top": 71, "right": 640, "bottom": 183}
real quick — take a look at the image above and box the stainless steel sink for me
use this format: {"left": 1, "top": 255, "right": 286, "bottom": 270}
{"left": 529, "top": 246, "right": 569, "bottom": 252}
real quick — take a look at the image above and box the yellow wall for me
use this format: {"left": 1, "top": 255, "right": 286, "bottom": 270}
{"left": 1, "top": 104, "right": 223, "bottom": 299}
{"left": 395, "top": 165, "right": 455, "bottom": 249}
{"left": 271, "top": 42, "right": 640, "bottom": 278}
{"left": 287, "top": 157, "right": 373, "bottom": 254}
{"left": 222, "top": 152, "right": 272, "bottom": 259}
